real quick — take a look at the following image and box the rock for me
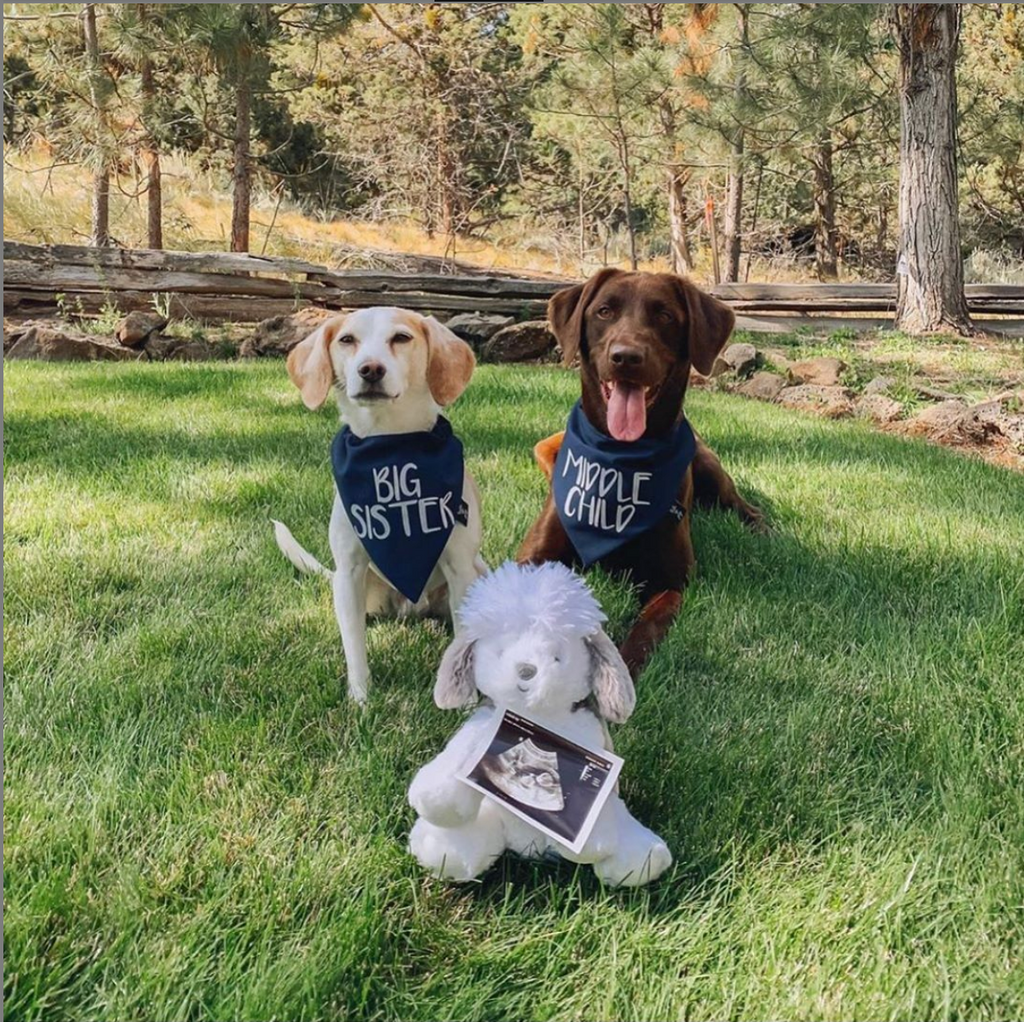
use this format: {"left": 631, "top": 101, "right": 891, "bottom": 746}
{"left": 141, "top": 335, "right": 181, "bottom": 361}
{"left": 968, "top": 398, "right": 1024, "bottom": 453}
{"left": 444, "top": 312, "right": 514, "bottom": 348}
{"left": 482, "top": 320, "right": 556, "bottom": 362}
{"left": 787, "top": 356, "right": 847, "bottom": 387}
{"left": 4, "top": 324, "right": 135, "bottom": 362}
{"left": 115, "top": 311, "right": 168, "bottom": 349}
{"left": 711, "top": 342, "right": 760, "bottom": 378}
{"left": 241, "top": 307, "right": 335, "bottom": 358}
{"left": 168, "top": 340, "right": 215, "bottom": 362}
{"left": 737, "top": 371, "right": 787, "bottom": 403}
{"left": 761, "top": 348, "right": 794, "bottom": 373}
{"left": 777, "top": 384, "right": 855, "bottom": 418}
{"left": 905, "top": 399, "right": 998, "bottom": 445}
{"left": 863, "top": 375, "right": 896, "bottom": 396}
{"left": 856, "top": 393, "right": 903, "bottom": 424}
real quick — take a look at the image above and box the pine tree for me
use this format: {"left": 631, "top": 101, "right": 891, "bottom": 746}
{"left": 892, "top": 4, "right": 973, "bottom": 334}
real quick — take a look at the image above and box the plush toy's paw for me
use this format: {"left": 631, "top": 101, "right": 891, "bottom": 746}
{"left": 533, "top": 432, "right": 565, "bottom": 481}
{"left": 593, "top": 839, "right": 673, "bottom": 888}
{"left": 409, "top": 818, "right": 502, "bottom": 883}
{"left": 408, "top": 774, "right": 481, "bottom": 828}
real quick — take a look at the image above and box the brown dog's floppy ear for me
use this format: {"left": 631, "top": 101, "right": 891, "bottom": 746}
{"left": 585, "top": 629, "right": 636, "bottom": 724}
{"left": 548, "top": 267, "right": 624, "bottom": 367}
{"left": 676, "top": 277, "right": 735, "bottom": 377}
{"left": 434, "top": 634, "right": 478, "bottom": 709}
{"left": 424, "top": 316, "right": 475, "bottom": 407}
{"left": 287, "top": 317, "right": 342, "bottom": 410}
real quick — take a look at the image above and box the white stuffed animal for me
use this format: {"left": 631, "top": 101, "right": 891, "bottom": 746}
{"left": 408, "top": 561, "right": 673, "bottom": 887}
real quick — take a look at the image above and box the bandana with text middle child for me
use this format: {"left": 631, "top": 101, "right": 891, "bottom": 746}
{"left": 331, "top": 417, "right": 466, "bottom": 603}
{"left": 552, "top": 400, "right": 696, "bottom": 566}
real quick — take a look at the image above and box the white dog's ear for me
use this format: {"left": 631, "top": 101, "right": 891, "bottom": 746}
{"left": 424, "top": 316, "right": 475, "bottom": 407}
{"left": 287, "top": 317, "right": 342, "bottom": 410}
{"left": 433, "top": 634, "right": 477, "bottom": 709}
{"left": 585, "top": 630, "right": 636, "bottom": 723}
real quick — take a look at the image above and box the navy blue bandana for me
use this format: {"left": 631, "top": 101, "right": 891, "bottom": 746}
{"left": 331, "top": 417, "right": 466, "bottom": 602}
{"left": 552, "top": 401, "right": 696, "bottom": 566}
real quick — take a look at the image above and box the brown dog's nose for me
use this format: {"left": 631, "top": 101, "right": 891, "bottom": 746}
{"left": 609, "top": 345, "right": 645, "bottom": 369}
{"left": 358, "top": 361, "right": 386, "bottom": 383}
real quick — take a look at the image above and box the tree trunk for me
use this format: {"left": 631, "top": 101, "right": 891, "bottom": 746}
{"left": 231, "top": 61, "right": 252, "bottom": 254}
{"left": 893, "top": 4, "right": 973, "bottom": 335}
{"left": 812, "top": 134, "right": 838, "bottom": 280}
{"left": 722, "top": 4, "right": 750, "bottom": 283}
{"left": 723, "top": 156, "right": 743, "bottom": 282}
{"left": 138, "top": 4, "right": 162, "bottom": 249}
{"left": 667, "top": 169, "right": 694, "bottom": 274}
{"left": 82, "top": 4, "right": 110, "bottom": 247}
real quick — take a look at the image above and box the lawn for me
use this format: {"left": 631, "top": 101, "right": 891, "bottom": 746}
{"left": 4, "top": 361, "right": 1023, "bottom": 1022}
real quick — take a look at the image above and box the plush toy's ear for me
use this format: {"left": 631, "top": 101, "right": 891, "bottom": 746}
{"left": 585, "top": 630, "right": 636, "bottom": 724}
{"left": 424, "top": 316, "right": 475, "bottom": 407}
{"left": 673, "top": 276, "right": 735, "bottom": 377}
{"left": 433, "top": 634, "right": 477, "bottom": 709}
{"left": 287, "top": 317, "right": 343, "bottom": 410}
{"left": 548, "top": 267, "right": 624, "bottom": 367}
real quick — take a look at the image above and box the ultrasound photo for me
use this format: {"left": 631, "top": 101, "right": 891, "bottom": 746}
{"left": 458, "top": 709, "right": 623, "bottom": 854}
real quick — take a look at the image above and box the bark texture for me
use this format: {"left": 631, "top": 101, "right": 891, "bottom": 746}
{"left": 812, "top": 135, "right": 838, "bottom": 280}
{"left": 83, "top": 4, "right": 111, "bottom": 247}
{"left": 138, "top": 4, "right": 162, "bottom": 249}
{"left": 231, "top": 67, "right": 252, "bottom": 253}
{"left": 893, "top": 4, "right": 973, "bottom": 335}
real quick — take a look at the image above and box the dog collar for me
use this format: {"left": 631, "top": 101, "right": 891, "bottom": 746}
{"left": 552, "top": 401, "right": 695, "bottom": 566}
{"left": 331, "top": 416, "right": 467, "bottom": 602}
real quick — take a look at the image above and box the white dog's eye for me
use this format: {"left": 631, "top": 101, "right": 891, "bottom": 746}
{"left": 391, "top": 332, "right": 413, "bottom": 345}
{"left": 339, "top": 334, "right": 356, "bottom": 345}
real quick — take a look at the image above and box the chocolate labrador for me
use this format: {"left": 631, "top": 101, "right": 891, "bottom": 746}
{"left": 518, "top": 268, "right": 764, "bottom": 675}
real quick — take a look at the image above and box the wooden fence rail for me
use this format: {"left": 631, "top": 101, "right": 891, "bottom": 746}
{"left": 4, "top": 241, "right": 1023, "bottom": 323}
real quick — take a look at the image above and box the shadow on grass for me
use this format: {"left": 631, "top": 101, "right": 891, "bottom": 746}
{"left": 7, "top": 364, "right": 1022, "bottom": 924}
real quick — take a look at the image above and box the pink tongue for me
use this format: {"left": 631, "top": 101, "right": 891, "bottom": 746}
{"left": 606, "top": 382, "right": 647, "bottom": 441}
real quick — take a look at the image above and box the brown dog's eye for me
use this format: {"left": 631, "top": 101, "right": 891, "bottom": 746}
{"left": 595, "top": 305, "right": 614, "bottom": 320}
{"left": 391, "top": 333, "right": 413, "bottom": 344}
{"left": 339, "top": 334, "right": 356, "bottom": 345}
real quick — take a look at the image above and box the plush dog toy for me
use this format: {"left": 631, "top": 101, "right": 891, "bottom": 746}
{"left": 408, "top": 561, "right": 672, "bottom": 887}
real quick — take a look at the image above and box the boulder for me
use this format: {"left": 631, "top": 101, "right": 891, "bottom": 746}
{"left": 904, "top": 399, "right": 998, "bottom": 445}
{"left": 777, "top": 384, "right": 855, "bottom": 418}
{"left": 863, "top": 375, "right": 897, "bottom": 396}
{"left": 168, "top": 340, "right": 215, "bottom": 362}
{"left": 787, "top": 356, "right": 847, "bottom": 387}
{"left": 711, "top": 342, "right": 760, "bottom": 378}
{"left": 444, "top": 312, "right": 514, "bottom": 348}
{"left": 116, "top": 310, "right": 168, "bottom": 349}
{"left": 856, "top": 393, "right": 903, "bottom": 424}
{"left": 482, "top": 320, "right": 556, "bottom": 362}
{"left": 240, "top": 307, "right": 335, "bottom": 358}
{"left": 4, "top": 324, "right": 135, "bottom": 362}
{"left": 736, "top": 371, "right": 787, "bottom": 403}
{"left": 141, "top": 334, "right": 215, "bottom": 361}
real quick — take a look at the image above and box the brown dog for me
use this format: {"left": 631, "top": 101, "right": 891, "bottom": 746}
{"left": 518, "top": 268, "right": 764, "bottom": 675}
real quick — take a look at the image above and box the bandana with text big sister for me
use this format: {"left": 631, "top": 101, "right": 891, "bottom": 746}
{"left": 332, "top": 417, "right": 466, "bottom": 603}
{"left": 553, "top": 400, "right": 696, "bottom": 566}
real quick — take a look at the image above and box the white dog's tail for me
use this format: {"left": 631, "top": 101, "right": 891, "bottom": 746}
{"left": 272, "top": 519, "right": 333, "bottom": 580}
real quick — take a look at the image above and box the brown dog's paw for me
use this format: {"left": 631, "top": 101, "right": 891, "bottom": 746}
{"left": 739, "top": 503, "right": 772, "bottom": 534}
{"left": 620, "top": 591, "right": 684, "bottom": 678}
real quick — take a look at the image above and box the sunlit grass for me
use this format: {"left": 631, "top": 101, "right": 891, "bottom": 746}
{"left": 4, "top": 361, "right": 1023, "bottom": 1021}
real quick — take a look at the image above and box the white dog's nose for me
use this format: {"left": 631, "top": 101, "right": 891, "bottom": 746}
{"left": 516, "top": 662, "right": 537, "bottom": 681}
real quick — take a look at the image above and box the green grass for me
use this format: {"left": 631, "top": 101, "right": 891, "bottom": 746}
{"left": 4, "top": 361, "right": 1024, "bottom": 1022}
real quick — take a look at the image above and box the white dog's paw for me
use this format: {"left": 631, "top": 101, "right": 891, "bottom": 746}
{"left": 593, "top": 839, "right": 673, "bottom": 888}
{"left": 408, "top": 775, "right": 480, "bottom": 828}
{"left": 409, "top": 819, "right": 497, "bottom": 883}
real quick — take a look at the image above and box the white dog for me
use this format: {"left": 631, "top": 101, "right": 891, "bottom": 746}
{"left": 408, "top": 561, "right": 673, "bottom": 887}
{"left": 274, "top": 307, "right": 486, "bottom": 704}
